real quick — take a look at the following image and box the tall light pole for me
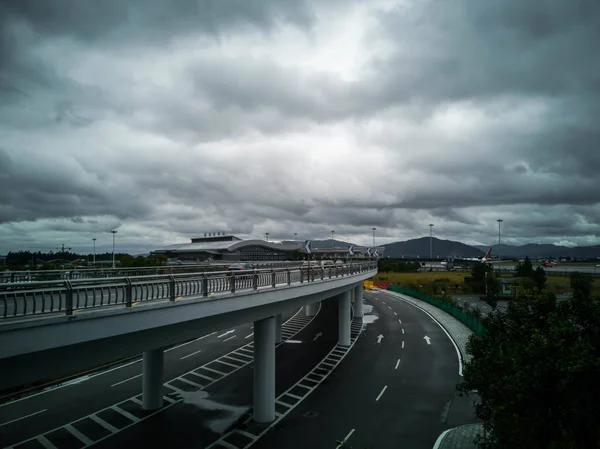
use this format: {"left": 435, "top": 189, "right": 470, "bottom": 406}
{"left": 265, "top": 232, "right": 269, "bottom": 242}
{"left": 497, "top": 219, "right": 503, "bottom": 245}
{"left": 294, "top": 232, "right": 297, "bottom": 241}
{"left": 429, "top": 224, "right": 434, "bottom": 259}
{"left": 111, "top": 230, "right": 117, "bottom": 268}
{"left": 372, "top": 227, "right": 376, "bottom": 246}
{"left": 331, "top": 230, "right": 335, "bottom": 248}
{"left": 92, "top": 238, "right": 96, "bottom": 267}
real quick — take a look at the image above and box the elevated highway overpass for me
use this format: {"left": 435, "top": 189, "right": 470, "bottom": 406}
{"left": 0, "top": 262, "right": 376, "bottom": 424}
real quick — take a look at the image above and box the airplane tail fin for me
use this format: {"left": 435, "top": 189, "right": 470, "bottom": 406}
{"left": 484, "top": 247, "right": 493, "bottom": 260}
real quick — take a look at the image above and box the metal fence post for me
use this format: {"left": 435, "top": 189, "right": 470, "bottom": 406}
{"left": 272, "top": 270, "right": 276, "bottom": 288}
{"left": 300, "top": 268, "right": 304, "bottom": 283}
{"left": 321, "top": 267, "right": 324, "bottom": 281}
{"left": 65, "top": 280, "right": 73, "bottom": 316}
{"left": 125, "top": 277, "right": 133, "bottom": 307}
{"left": 230, "top": 273, "right": 236, "bottom": 293}
{"left": 286, "top": 269, "right": 291, "bottom": 285}
{"left": 169, "top": 275, "right": 176, "bottom": 301}
{"left": 203, "top": 274, "right": 209, "bottom": 297}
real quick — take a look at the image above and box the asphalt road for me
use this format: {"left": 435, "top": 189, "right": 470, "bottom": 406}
{"left": 86, "top": 297, "right": 342, "bottom": 449}
{"left": 251, "top": 290, "right": 475, "bottom": 449}
{"left": 0, "top": 306, "right": 305, "bottom": 448}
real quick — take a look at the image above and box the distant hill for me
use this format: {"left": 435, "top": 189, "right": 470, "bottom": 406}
{"left": 382, "top": 237, "right": 485, "bottom": 259}
{"left": 474, "top": 244, "right": 600, "bottom": 258}
{"left": 307, "top": 239, "right": 355, "bottom": 249}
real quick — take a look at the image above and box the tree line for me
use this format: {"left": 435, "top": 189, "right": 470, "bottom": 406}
{"left": 2, "top": 251, "right": 167, "bottom": 270}
{"left": 459, "top": 270, "right": 599, "bottom": 448}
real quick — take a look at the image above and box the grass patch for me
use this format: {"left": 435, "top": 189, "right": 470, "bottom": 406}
{"left": 374, "top": 271, "right": 469, "bottom": 285}
{"left": 373, "top": 271, "right": 472, "bottom": 295}
{"left": 374, "top": 271, "right": 599, "bottom": 297}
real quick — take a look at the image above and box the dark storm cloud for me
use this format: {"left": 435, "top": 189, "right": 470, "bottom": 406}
{"left": 0, "top": 0, "right": 316, "bottom": 43}
{"left": 0, "top": 149, "right": 150, "bottom": 223}
{"left": 1, "top": 0, "right": 599, "bottom": 252}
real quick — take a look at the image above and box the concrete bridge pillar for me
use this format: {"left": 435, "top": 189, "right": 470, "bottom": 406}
{"left": 142, "top": 348, "right": 164, "bottom": 410}
{"left": 353, "top": 284, "right": 364, "bottom": 318}
{"left": 338, "top": 290, "right": 352, "bottom": 347}
{"left": 253, "top": 316, "right": 276, "bottom": 423}
{"left": 304, "top": 301, "right": 319, "bottom": 317}
{"left": 275, "top": 313, "right": 282, "bottom": 344}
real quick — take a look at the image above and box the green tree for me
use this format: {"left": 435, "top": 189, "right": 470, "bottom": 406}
{"left": 569, "top": 272, "right": 592, "bottom": 298}
{"left": 515, "top": 256, "right": 534, "bottom": 278}
{"left": 516, "top": 277, "right": 537, "bottom": 300}
{"left": 120, "top": 254, "right": 135, "bottom": 267}
{"left": 458, "top": 284, "right": 600, "bottom": 449}
{"left": 484, "top": 275, "right": 501, "bottom": 308}
{"left": 470, "top": 262, "right": 492, "bottom": 294}
{"left": 531, "top": 266, "right": 546, "bottom": 292}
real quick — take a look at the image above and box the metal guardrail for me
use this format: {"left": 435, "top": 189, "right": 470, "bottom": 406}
{"left": 0, "top": 262, "right": 377, "bottom": 320}
{"left": 387, "top": 285, "right": 484, "bottom": 334}
{"left": 0, "top": 261, "right": 303, "bottom": 284}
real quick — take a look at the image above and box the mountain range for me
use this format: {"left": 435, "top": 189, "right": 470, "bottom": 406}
{"left": 307, "top": 238, "right": 600, "bottom": 259}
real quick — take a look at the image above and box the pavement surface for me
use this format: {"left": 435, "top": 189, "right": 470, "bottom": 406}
{"left": 0, "top": 304, "right": 310, "bottom": 448}
{"left": 378, "top": 289, "right": 483, "bottom": 449}
{"left": 436, "top": 424, "right": 483, "bottom": 449}
{"left": 85, "top": 298, "right": 342, "bottom": 449}
{"left": 248, "top": 290, "right": 475, "bottom": 449}
{"left": 3, "top": 286, "right": 484, "bottom": 449}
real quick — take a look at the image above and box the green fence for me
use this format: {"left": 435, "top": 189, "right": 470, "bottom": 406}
{"left": 386, "top": 285, "right": 485, "bottom": 334}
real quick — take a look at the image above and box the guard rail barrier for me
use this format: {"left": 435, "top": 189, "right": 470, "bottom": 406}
{"left": 386, "top": 285, "right": 484, "bottom": 334}
{"left": 1, "top": 262, "right": 377, "bottom": 320}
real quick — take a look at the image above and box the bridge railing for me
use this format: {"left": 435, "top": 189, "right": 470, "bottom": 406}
{"left": 0, "top": 262, "right": 377, "bottom": 320}
{"left": 0, "top": 261, "right": 304, "bottom": 284}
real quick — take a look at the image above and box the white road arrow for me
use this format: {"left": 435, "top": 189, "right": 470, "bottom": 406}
{"left": 376, "top": 334, "right": 384, "bottom": 344}
{"left": 313, "top": 332, "right": 323, "bottom": 341}
{"left": 423, "top": 336, "right": 431, "bottom": 345}
{"left": 217, "top": 330, "right": 235, "bottom": 338}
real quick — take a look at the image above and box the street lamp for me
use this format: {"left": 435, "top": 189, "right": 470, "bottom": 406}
{"left": 111, "top": 230, "right": 117, "bottom": 268}
{"left": 497, "top": 219, "right": 503, "bottom": 245}
{"left": 294, "top": 232, "right": 298, "bottom": 241}
{"left": 372, "top": 227, "right": 376, "bottom": 246}
{"left": 429, "top": 224, "right": 434, "bottom": 259}
{"left": 92, "top": 238, "right": 96, "bottom": 267}
{"left": 331, "top": 230, "right": 335, "bottom": 248}
{"left": 265, "top": 232, "right": 269, "bottom": 242}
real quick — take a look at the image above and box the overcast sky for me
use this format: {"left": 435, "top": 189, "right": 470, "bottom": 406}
{"left": 1, "top": 0, "right": 599, "bottom": 254}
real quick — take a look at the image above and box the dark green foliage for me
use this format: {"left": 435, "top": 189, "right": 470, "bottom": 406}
{"left": 458, "top": 283, "right": 600, "bottom": 449}
{"left": 532, "top": 266, "right": 547, "bottom": 292}
{"left": 515, "top": 256, "right": 534, "bottom": 278}
{"left": 377, "top": 259, "right": 421, "bottom": 272}
{"left": 484, "top": 275, "right": 501, "bottom": 308}
{"left": 469, "top": 262, "right": 493, "bottom": 294}
{"left": 569, "top": 272, "right": 592, "bottom": 298}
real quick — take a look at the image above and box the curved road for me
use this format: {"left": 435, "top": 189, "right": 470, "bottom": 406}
{"left": 2, "top": 290, "right": 474, "bottom": 449}
{"left": 251, "top": 290, "right": 472, "bottom": 449}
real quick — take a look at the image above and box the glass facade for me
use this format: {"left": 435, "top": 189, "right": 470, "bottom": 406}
{"left": 238, "top": 246, "right": 293, "bottom": 261}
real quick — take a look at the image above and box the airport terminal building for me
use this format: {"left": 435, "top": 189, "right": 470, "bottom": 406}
{"left": 154, "top": 233, "right": 303, "bottom": 262}
{"left": 154, "top": 232, "right": 385, "bottom": 263}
